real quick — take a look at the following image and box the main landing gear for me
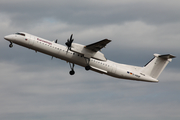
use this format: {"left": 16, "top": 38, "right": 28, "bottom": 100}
{"left": 85, "top": 58, "right": 91, "bottom": 71}
{"left": 85, "top": 65, "right": 91, "bottom": 70}
{"left": 9, "top": 41, "right": 13, "bottom": 48}
{"left": 68, "top": 58, "right": 91, "bottom": 75}
{"left": 69, "top": 63, "right": 75, "bottom": 75}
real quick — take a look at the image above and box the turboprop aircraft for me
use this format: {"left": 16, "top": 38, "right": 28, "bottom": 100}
{"left": 4, "top": 32, "right": 175, "bottom": 82}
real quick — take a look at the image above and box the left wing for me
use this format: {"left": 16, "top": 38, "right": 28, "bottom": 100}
{"left": 85, "top": 39, "right": 111, "bottom": 52}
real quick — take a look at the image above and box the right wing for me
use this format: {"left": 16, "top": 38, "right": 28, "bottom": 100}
{"left": 85, "top": 39, "right": 111, "bottom": 52}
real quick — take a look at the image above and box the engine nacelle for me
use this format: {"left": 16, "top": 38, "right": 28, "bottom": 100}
{"left": 71, "top": 43, "right": 107, "bottom": 61}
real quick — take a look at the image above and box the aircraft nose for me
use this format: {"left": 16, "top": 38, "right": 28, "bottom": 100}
{"left": 4, "top": 35, "right": 12, "bottom": 41}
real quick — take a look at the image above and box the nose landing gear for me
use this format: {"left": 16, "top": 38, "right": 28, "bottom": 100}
{"left": 9, "top": 42, "right": 13, "bottom": 48}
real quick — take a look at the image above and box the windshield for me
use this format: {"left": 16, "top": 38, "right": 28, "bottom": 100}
{"left": 16, "top": 33, "right": 25, "bottom": 36}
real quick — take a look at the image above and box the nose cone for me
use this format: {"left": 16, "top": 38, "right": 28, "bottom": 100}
{"left": 4, "top": 35, "right": 13, "bottom": 41}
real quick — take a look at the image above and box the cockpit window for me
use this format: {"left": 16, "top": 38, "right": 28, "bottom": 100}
{"left": 16, "top": 33, "right": 25, "bottom": 36}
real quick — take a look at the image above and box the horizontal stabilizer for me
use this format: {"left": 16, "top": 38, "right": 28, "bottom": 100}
{"left": 159, "top": 54, "right": 176, "bottom": 59}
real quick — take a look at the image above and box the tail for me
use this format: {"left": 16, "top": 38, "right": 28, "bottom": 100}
{"left": 141, "top": 54, "right": 176, "bottom": 79}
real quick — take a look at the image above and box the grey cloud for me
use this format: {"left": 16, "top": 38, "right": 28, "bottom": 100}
{"left": 0, "top": 61, "right": 180, "bottom": 120}
{"left": 1, "top": 0, "right": 180, "bottom": 28}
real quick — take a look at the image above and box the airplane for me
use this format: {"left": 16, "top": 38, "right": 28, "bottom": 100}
{"left": 4, "top": 32, "right": 176, "bottom": 82}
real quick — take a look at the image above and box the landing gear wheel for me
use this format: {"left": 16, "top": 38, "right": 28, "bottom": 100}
{"left": 9, "top": 43, "right": 13, "bottom": 48}
{"left": 85, "top": 65, "right": 91, "bottom": 71}
{"left": 69, "top": 70, "right": 75, "bottom": 75}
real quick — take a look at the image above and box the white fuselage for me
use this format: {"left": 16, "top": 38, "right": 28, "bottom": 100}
{"left": 4, "top": 32, "right": 158, "bottom": 82}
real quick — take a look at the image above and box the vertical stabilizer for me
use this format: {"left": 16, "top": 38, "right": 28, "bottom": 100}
{"left": 141, "top": 54, "right": 176, "bottom": 79}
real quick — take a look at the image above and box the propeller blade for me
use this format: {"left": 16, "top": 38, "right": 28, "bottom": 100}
{"left": 65, "top": 34, "right": 74, "bottom": 51}
{"left": 65, "top": 39, "right": 70, "bottom": 47}
{"left": 70, "top": 34, "right": 73, "bottom": 41}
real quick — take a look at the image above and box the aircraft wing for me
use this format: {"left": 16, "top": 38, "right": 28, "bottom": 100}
{"left": 85, "top": 39, "right": 111, "bottom": 52}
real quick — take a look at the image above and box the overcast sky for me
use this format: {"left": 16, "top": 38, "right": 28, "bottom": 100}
{"left": 0, "top": 0, "right": 180, "bottom": 120}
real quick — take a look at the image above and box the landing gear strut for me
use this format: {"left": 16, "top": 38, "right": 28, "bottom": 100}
{"left": 69, "top": 63, "right": 75, "bottom": 75}
{"left": 85, "top": 58, "right": 91, "bottom": 71}
{"left": 9, "top": 42, "right": 13, "bottom": 48}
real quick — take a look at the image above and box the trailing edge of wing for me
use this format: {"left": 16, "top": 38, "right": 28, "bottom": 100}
{"left": 85, "top": 39, "right": 111, "bottom": 52}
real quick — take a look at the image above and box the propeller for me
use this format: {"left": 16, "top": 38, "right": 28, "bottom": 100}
{"left": 65, "top": 34, "right": 74, "bottom": 50}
